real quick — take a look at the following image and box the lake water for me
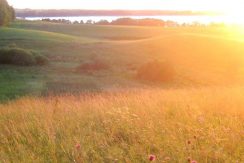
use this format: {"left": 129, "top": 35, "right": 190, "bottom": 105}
{"left": 23, "top": 15, "right": 243, "bottom": 25}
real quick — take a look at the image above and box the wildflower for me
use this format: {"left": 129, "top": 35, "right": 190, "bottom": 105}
{"left": 187, "top": 157, "right": 191, "bottom": 162}
{"left": 149, "top": 155, "right": 156, "bottom": 161}
{"left": 191, "top": 160, "right": 198, "bottom": 163}
{"left": 75, "top": 143, "right": 81, "bottom": 150}
{"left": 164, "top": 156, "right": 171, "bottom": 161}
{"left": 187, "top": 140, "right": 191, "bottom": 144}
{"left": 197, "top": 116, "right": 205, "bottom": 123}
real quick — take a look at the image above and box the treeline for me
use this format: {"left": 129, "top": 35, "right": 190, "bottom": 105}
{"left": 95, "top": 18, "right": 179, "bottom": 27}
{"left": 16, "top": 9, "right": 215, "bottom": 17}
{"left": 0, "top": 0, "right": 15, "bottom": 26}
{"left": 41, "top": 18, "right": 179, "bottom": 27}
{"left": 41, "top": 18, "right": 226, "bottom": 28}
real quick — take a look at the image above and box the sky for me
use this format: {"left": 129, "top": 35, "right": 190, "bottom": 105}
{"left": 7, "top": 0, "right": 242, "bottom": 13}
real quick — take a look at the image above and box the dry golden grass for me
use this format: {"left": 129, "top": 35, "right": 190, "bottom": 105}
{"left": 0, "top": 87, "right": 243, "bottom": 162}
{"left": 1, "top": 22, "right": 244, "bottom": 162}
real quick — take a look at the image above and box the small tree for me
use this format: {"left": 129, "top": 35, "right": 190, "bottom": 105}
{"left": 0, "top": 0, "right": 15, "bottom": 26}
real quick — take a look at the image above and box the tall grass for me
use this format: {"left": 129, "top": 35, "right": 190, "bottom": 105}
{"left": 0, "top": 87, "right": 243, "bottom": 162}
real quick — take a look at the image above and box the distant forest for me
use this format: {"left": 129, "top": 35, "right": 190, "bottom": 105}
{"left": 15, "top": 9, "right": 218, "bottom": 17}
{"left": 40, "top": 17, "right": 225, "bottom": 28}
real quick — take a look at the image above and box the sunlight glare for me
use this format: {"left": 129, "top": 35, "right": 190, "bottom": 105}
{"left": 221, "top": 1, "right": 244, "bottom": 25}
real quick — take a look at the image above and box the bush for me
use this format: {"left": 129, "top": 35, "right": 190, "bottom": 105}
{"left": 136, "top": 60, "right": 175, "bottom": 82}
{"left": 34, "top": 54, "right": 49, "bottom": 66}
{"left": 0, "top": 48, "right": 35, "bottom": 66}
{"left": 0, "top": 47, "right": 49, "bottom": 66}
{"left": 77, "top": 60, "right": 109, "bottom": 73}
{"left": 7, "top": 43, "right": 17, "bottom": 48}
{"left": 31, "top": 51, "right": 49, "bottom": 66}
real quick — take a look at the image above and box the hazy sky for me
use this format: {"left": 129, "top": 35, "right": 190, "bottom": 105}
{"left": 7, "top": 0, "right": 241, "bottom": 12}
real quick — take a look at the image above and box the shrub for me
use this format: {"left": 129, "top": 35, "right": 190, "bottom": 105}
{"left": 77, "top": 60, "right": 110, "bottom": 73}
{"left": 34, "top": 54, "right": 49, "bottom": 66}
{"left": 0, "top": 48, "right": 35, "bottom": 66}
{"left": 0, "top": 47, "right": 49, "bottom": 66}
{"left": 7, "top": 43, "right": 17, "bottom": 48}
{"left": 136, "top": 60, "right": 175, "bottom": 82}
{"left": 31, "top": 51, "right": 49, "bottom": 66}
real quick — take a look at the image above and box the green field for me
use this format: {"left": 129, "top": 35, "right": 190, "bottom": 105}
{"left": 1, "top": 20, "right": 244, "bottom": 100}
{"left": 0, "top": 20, "right": 244, "bottom": 162}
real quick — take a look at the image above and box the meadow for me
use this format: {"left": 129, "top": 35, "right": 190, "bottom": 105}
{"left": 0, "top": 20, "right": 244, "bottom": 162}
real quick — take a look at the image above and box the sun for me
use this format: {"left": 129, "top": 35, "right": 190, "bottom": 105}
{"left": 220, "top": 2, "right": 244, "bottom": 25}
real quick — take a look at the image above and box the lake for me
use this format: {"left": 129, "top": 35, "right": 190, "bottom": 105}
{"left": 23, "top": 15, "right": 243, "bottom": 25}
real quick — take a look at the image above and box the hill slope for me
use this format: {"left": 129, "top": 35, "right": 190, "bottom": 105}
{"left": 0, "top": 20, "right": 244, "bottom": 100}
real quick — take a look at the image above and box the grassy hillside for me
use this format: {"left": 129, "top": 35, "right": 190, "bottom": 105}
{"left": 1, "top": 20, "right": 244, "bottom": 162}
{"left": 1, "top": 20, "right": 244, "bottom": 100}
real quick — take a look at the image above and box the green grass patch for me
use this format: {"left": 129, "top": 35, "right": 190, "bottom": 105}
{"left": 0, "top": 66, "right": 45, "bottom": 102}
